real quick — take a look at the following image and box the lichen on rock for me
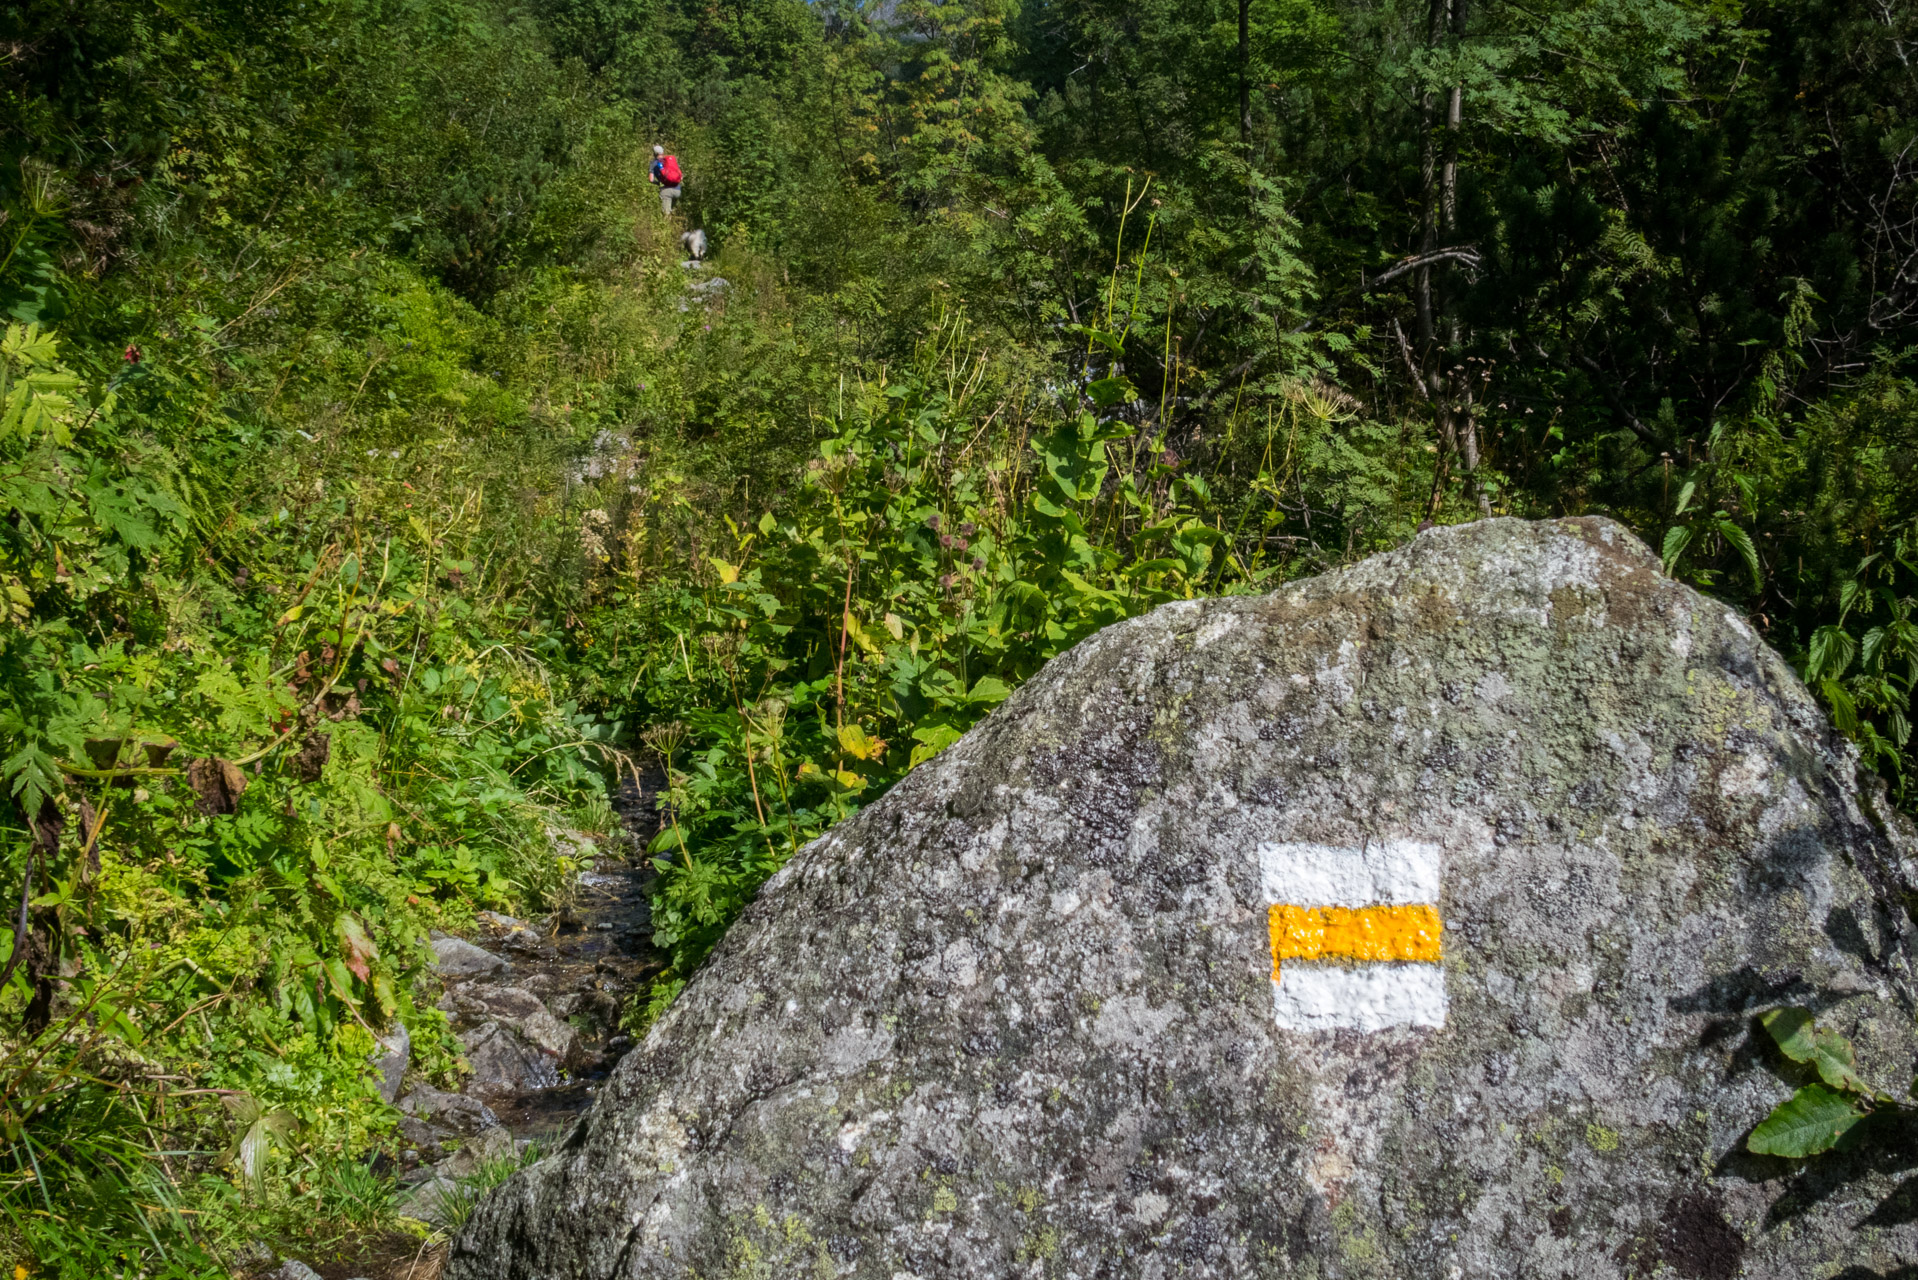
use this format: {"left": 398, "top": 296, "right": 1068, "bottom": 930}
{"left": 447, "top": 517, "right": 1918, "bottom": 1278}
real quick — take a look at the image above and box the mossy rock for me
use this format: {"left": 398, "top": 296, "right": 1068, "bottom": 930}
{"left": 450, "top": 518, "right": 1918, "bottom": 1279}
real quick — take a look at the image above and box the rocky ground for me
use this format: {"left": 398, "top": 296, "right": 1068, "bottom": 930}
{"left": 390, "top": 856, "right": 664, "bottom": 1228}
{"left": 254, "top": 779, "right": 666, "bottom": 1280}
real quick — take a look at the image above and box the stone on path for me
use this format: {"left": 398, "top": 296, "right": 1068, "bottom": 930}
{"left": 454, "top": 985, "right": 547, "bottom": 1024}
{"left": 397, "top": 1173, "right": 462, "bottom": 1228}
{"left": 448, "top": 517, "right": 1918, "bottom": 1279}
{"left": 370, "top": 1021, "right": 409, "bottom": 1104}
{"left": 517, "top": 1007, "right": 585, "bottom": 1068}
{"left": 432, "top": 935, "right": 507, "bottom": 979}
{"left": 399, "top": 1083, "right": 499, "bottom": 1135}
{"left": 449, "top": 983, "right": 587, "bottom": 1071}
{"left": 438, "top": 1124, "right": 517, "bottom": 1178}
{"left": 461, "top": 1021, "right": 560, "bottom": 1095}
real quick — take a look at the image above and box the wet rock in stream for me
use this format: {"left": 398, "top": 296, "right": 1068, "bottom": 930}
{"left": 391, "top": 831, "right": 666, "bottom": 1224}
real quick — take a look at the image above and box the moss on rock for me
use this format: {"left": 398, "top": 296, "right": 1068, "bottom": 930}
{"left": 449, "top": 518, "right": 1918, "bottom": 1278}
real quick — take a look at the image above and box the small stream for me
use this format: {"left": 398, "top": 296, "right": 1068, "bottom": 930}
{"left": 478, "top": 859, "right": 662, "bottom": 1137}
{"left": 389, "top": 773, "right": 667, "bottom": 1211}
{"left": 296, "top": 779, "right": 667, "bottom": 1278}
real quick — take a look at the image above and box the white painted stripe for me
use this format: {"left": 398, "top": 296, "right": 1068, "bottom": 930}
{"left": 1270, "top": 963, "right": 1448, "bottom": 1033}
{"left": 1257, "top": 840, "right": 1441, "bottom": 907}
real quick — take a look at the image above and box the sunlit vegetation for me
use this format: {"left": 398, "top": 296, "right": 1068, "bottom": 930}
{"left": 2, "top": 0, "right": 1914, "bottom": 1270}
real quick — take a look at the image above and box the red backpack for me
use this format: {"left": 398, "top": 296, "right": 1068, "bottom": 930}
{"left": 659, "top": 154, "right": 682, "bottom": 185}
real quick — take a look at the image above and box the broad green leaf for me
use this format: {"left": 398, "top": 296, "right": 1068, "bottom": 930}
{"left": 1661, "top": 524, "right": 1695, "bottom": 575}
{"left": 324, "top": 956, "right": 359, "bottom": 1002}
{"left": 1717, "top": 520, "right": 1763, "bottom": 590}
{"left": 909, "top": 723, "right": 963, "bottom": 768}
{"left": 1806, "top": 625, "right": 1856, "bottom": 682}
{"left": 1838, "top": 577, "right": 1863, "bottom": 620}
{"left": 1819, "top": 678, "right": 1860, "bottom": 733}
{"left": 968, "top": 676, "right": 1011, "bottom": 705}
{"left": 1066, "top": 324, "right": 1124, "bottom": 355}
{"left": 1761, "top": 1007, "right": 1871, "bottom": 1093}
{"left": 1747, "top": 1083, "right": 1866, "bottom": 1157}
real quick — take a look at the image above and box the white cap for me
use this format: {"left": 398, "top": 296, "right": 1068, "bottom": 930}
{"left": 653, "top": 144, "right": 665, "bottom": 156}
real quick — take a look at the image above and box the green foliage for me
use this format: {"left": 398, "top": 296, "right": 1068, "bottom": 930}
{"left": 568, "top": 309, "right": 1427, "bottom": 986}
{"left": 0, "top": 0, "right": 1914, "bottom": 1270}
{"left": 1760, "top": 1007, "right": 1871, "bottom": 1095}
{"left": 437, "top": 1140, "right": 542, "bottom": 1231}
{"left": 1748, "top": 1006, "right": 1907, "bottom": 1160}
{"left": 1748, "top": 1083, "right": 1868, "bottom": 1159}
{"left": 0, "top": 313, "right": 619, "bottom": 1270}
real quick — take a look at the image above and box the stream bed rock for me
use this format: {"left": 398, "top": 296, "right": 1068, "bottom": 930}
{"left": 389, "top": 837, "right": 665, "bottom": 1224}
{"left": 448, "top": 517, "right": 1918, "bottom": 1278}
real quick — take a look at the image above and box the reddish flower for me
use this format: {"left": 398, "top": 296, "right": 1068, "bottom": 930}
{"left": 123, "top": 344, "right": 143, "bottom": 363}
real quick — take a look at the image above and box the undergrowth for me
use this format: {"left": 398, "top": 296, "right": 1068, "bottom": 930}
{"left": 0, "top": 0, "right": 1914, "bottom": 1271}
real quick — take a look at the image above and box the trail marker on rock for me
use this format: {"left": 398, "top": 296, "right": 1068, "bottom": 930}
{"left": 1261, "top": 838, "right": 1447, "bottom": 1031}
{"left": 447, "top": 518, "right": 1918, "bottom": 1280}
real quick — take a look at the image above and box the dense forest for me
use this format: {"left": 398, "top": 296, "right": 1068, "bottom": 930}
{"left": 2, "top": 0, "right": 1915, "bottom": 1272}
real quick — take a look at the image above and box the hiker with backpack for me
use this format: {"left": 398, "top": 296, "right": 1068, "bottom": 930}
{"left": 650, "top": 145, "right": 683, "bottom": 216}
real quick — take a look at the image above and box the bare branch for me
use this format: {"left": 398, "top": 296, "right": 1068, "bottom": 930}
{"left": 1551, "top": 344, "right": 1661, "bottom": 447}
{"left": 1365, "top": 245, "right": 1483, "bottom": 291}
{"left": 1395, "top": 320, "right": 1432, "bottom": 400}
{"left": 1288, "top": 245, "right": 1483, "bottom": 335}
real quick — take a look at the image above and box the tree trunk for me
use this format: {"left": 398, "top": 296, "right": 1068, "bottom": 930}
{"left": 1413, "top": 0, "right": 1488, "bottom": 520}
{"left": 1444, "top": 0, "right": 1487, "bottom": 516}
{"left": 1238, "top": 0, "right": 1253, "bottom": 160}
{"left": 1441, "top": 0, "right": 1466, "bottom": 235}
{"left": 1415, "top": 0, "right": 1446, "bottom": 520}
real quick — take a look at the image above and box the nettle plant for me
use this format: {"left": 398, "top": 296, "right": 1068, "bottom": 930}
{"left": 1799, "top": 522, "right": 1918, "bottom": 797}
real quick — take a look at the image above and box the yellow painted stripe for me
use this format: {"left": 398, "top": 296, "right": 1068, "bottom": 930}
{"left": 1268, "top": 903, "right": 1443, "bottom": 978}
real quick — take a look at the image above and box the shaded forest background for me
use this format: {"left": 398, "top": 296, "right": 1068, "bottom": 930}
{"left": 2, "top": 0, "right": 1915, "bottom": 1272}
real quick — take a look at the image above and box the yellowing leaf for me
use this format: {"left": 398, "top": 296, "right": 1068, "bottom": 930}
{"left": 883, "top": 612, "right": 905, "bottom": 641}
{"left": 844, "top": 611, "right": 882, "bottom": 655}
{"left": 277, "top": 603, "right": 303, "bottom": 626}
{"left": 710, "top": 556, "right": 739, "bottom": 584}
{"left": 336, "top": 913, "right": 378, "bottom": 984}
{"left": 836, "top": 723, "right": 888, "bottom": 761}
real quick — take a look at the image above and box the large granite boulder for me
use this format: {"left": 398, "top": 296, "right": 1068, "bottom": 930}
{"left": 450, "top": 517, "right": 1918, "bottom": 1278}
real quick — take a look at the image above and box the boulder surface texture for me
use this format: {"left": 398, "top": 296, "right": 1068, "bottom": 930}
{"left": 450, "top": 518, "right": 1918, "bottom": 1279}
